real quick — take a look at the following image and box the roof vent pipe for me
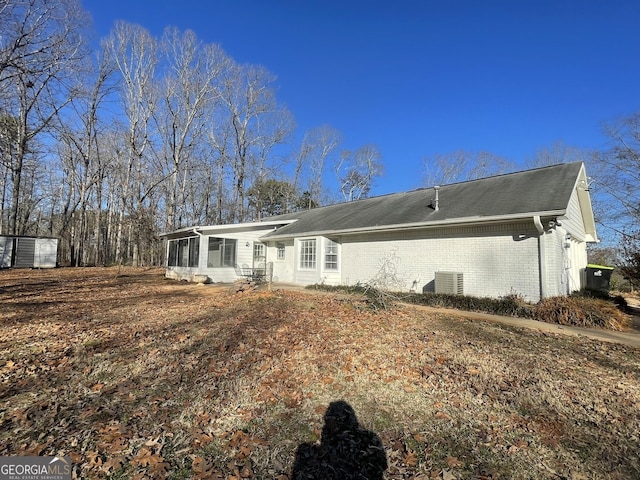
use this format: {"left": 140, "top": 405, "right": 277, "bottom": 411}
{"left": 434, "top": 186, "right": 440, "bottom": 211}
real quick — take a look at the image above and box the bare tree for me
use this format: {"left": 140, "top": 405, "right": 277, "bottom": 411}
{"left": 102, "top": 22, "right": 158, "bottom": 264}
{"left": 422, "top": 150, "right": 515, "bottom": 187}
{"left": 526, "top": 140, "right": 589, "bottom": 168}
{"left": 590, "top": 112, "right": 640, "bottom": 244}
{"left": 0, "top": 115, "right": 19, "bottom": 232}
{"left": 0, "top": 0, "right": 89, "bottom": 234}
{"left": 56, "top": 48, "right": 115, "bottom": 265}
{"left": 96, "top": 129, "right": 127, "bottom": 264}
{"left": 206, "top": 119, "right": 234, "bottom": 224}
{"left": 335, "top": 144, "right": 383, "bottom": 202}
{"left": 155, "top": 28, "right": 230, "bottom": 231}
{"left": 214, "top": 62, "right": 293, "bottom": 222}
{"left": 292, "top": 125, "right": 341, "bottom": 208}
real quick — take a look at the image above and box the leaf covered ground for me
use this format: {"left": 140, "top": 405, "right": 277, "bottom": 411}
{"left": 0, "top": 267, "right": 638, "bottom": 479}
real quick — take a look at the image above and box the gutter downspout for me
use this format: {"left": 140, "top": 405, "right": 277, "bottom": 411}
{"left": 533, "top": 216, "right": 546, "bottom": 300}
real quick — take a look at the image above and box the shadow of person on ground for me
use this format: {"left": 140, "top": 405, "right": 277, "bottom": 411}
{"left": 291, "top": 400, "right": 387, "bottom": 480}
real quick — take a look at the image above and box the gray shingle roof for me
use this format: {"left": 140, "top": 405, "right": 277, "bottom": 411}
{"left": 263, "top": 162, "right": 584, "bottom": 238}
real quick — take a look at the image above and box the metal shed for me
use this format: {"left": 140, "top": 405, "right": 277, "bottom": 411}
{"left": 0, "top": 236, "right": 58, "bottom": 269}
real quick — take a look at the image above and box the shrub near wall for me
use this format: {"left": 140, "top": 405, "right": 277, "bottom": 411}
{"left": 534, "top": 296, "right": 630, "bottom": 331}
{"left": 307, "top": 284, "right": 631, "bottom": 331}
{"left": 411, "top": 291, "right": 631, "bottom": 331}
{"left": 404, "top": 292, "right": 535, "bottom": 318}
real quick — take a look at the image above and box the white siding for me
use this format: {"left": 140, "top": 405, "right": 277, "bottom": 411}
{"left": 267, "top": 240, "right": 295, "bottom": 283}
{"left": 568, "top": 236, "right": 587, "bottom": 293}
{"left": 540, "top": 222, "right": 589, "bottom": 297}
{"left": 543, "top": 229, "right": 566, "bottom": 297}
{"left": 166, "top": 229, "right": 271, "bottom": 283}
{"left": 550, "top": 226, "right": 587, "bottom": 295}
{"left": 560, "top": 188, "right": 588, "bottom": 240}
{"left": 339, "top": 223, "right": 544, "bottom": 302}
{"left": 560, "top": 187, "right": 593, "bottom": 290}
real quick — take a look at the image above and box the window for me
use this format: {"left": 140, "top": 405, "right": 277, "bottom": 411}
{"left": 168, "top": 241, "right": 178, "bottom": 266}
{"left": 324, "top": 239, "right": 339, "bottom": 270}
{"left": 178, "top": 239, "right": 189, "bottom": 266}
{"left": 188, "top": 238, "right": 199, "bottom": 267}
{"left": 299, "top": 239, "right": 316, "bottom": 269}
{"left": 167, "top": 237, "right": 199, "bottom": 267}
{"left": 253, "top": 243, "right": 265, "bottom": 262}
{"left": 253, "top": 243, "right": 266, "bottom": 274}
{"left": 208, "top": 238, "right": 237, "bottom": 267}
{"left": 276, "top": 243, "right": 285, "bottom": 260}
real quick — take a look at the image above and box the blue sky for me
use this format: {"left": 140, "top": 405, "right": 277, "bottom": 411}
{"left": 82, "top": 0, "right": 640, "bottom": 195}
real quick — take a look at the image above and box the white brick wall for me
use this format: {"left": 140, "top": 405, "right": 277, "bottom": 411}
{"left": 339, "top": 222, "right": 544, "bottom": 302}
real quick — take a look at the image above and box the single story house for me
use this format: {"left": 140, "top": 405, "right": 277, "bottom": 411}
{"left": 0, "top": 235, "right": 58, "bottom": 269}
{"left": 161, "top": 162, "right": 598, "bottom": 302}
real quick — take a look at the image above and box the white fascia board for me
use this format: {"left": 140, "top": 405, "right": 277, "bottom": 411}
{"left": 264, "top": 210, "right": 567, "bottom": 240}
{"left": 159, "top": 219, "right": 297, "bottom": 238}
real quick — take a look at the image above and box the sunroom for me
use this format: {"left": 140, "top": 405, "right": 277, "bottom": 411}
{"left": 161, "top": 220, "right": 293, "bottom": 283}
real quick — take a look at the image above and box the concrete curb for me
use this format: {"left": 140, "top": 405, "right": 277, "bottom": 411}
{"left": 409, "top": 304, "right": 640, "bottom": 349}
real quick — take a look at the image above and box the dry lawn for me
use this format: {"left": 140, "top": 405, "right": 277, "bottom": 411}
{"left": 0, "top": 267, "right": 638, "bottom": 479}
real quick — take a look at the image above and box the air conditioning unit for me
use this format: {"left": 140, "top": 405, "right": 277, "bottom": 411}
{"left": 435, "top": 271, "right": 464, "bottom": 295}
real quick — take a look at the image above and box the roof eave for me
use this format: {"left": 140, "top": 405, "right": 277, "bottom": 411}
{"left": 159, "top": 219, "right": 297, "bottom": 238}
{"left": 262, "top": 210, "right": 567, "bottom": 240}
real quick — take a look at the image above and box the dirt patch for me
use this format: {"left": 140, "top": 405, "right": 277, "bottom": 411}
{"left": 1, "top": 267, "right": 639, "bottom": 479}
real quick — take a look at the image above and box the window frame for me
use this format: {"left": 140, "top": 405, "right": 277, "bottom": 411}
{"left": 188, "top": 237, "right": 199, "bottom": 267}
{"left": 324, "top": 238, "right": 339, "bottom": 270}
{"left": 253, "top": 243, "right": 265, "bottom": 262}
{"left": 276, "top": 242, "right": 285, "bottom": 260}
{"left": 168, "top": 240, "right": 178, "bottom": 266}
{"left": 167, "top": 236, "right": 199, "bottom": 268}
{"left": 299, "top": 238, "right": 317, "bottom": 270}
{"left": 207, "top": 237, "right": 237, "bottom": 268}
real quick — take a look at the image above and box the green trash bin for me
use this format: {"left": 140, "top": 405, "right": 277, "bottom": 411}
{"left": 585, "top": 264, "right": 614, "bottom": 291}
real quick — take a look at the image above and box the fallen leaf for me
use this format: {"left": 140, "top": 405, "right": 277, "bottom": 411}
{"left": 442, "top": 469, "right": 457, "bottom": 480}
{"left": 403, "top": 450, "right": 418, "bottom": 467}
{"left": 191, "top": 456, "right": 225, "bottom": 479}
{"left": 102, "top": 456, "right": 126, "bottom": 473}
{"left": 131, "top": 447, "right": 166, "bottom": 469}
{"left": 434, "top": 411, "right": 451, "bottom": 420}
